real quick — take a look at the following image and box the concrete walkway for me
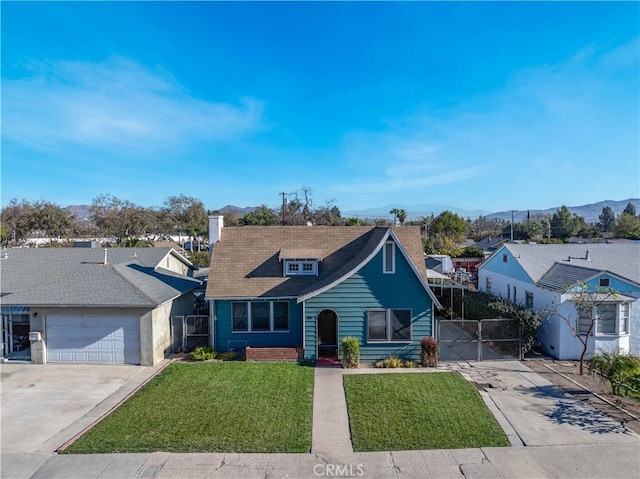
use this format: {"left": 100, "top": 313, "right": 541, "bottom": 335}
{"left": 2, "top": 360, "right": 640, "bottom": 479}
{"left": 312, "top": 366, "right": 353, "bottom": 454}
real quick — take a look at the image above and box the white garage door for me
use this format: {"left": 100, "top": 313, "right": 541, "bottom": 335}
{"left": 46, "top": 315, "right": 141, "bottom": 364}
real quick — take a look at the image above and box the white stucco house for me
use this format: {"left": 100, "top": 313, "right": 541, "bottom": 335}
{"left": 1, "top": 247, "right": 201, "bottom": 365}
{"left": 478, "top": 243, "right": 640, "bottom": 360}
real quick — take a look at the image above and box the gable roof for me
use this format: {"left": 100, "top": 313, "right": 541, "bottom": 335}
{"left": 0, "top": 247, "right": 200, "bottom": 308}
{"left": 485, "top": 243, "right": 640, "bottom": 289}
{"left": 206, "top": 226, "right": 440, "bottom": 307}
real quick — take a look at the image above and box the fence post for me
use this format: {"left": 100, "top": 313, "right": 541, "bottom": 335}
{"left": 477, "top": 320, "right": 482, "bottom": 361}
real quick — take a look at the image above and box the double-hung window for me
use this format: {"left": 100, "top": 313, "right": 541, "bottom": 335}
{"left": 367, "top": 309, "right": 412, "bottom": 342}
{"left": 232, "top": 301, "right": 289, "bottom": 332}
{"left": 577, "top": 302, "right": 631, "bottom": 336}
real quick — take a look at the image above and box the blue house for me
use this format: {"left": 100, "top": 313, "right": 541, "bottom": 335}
{"left": 205, "top": 218, "right": 441, "bottom": 362}
{"left": 478, "top": 243, "right": 640, "bottom": 360}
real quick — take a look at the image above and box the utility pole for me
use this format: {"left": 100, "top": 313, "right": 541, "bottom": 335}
{"left": 510, "top": 210, "right": 516, "bottom": 242}
{"left": 280, "top": 192, "right": 287, "bottom": 226}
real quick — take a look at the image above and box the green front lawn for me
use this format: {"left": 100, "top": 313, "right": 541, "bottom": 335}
{"left": 343, "top": 372, "right": 509, "bottom": 451}
{"left": 65, "top": 362, "right": 314, "bottom": 453}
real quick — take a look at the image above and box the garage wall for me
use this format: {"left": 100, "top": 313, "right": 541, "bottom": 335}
{"left": 141, "top": 292, "right": 197, "bottom": 366}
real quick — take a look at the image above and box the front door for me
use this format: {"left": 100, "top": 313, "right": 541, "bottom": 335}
{"left": 317, "top": 309, "right": 338, "bottom": 359}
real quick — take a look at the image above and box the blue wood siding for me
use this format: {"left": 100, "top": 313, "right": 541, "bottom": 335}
{"left": 303, "top": 243, "right": 432, "bottom": 362}
{"left": 213, "top": 299, "right": 303, "bottom": 352}
{"left": 481, "top": 247, "right": 533, "bottom": 284}
{"left": 584, "top": 274, "right": 640, "bottom": 295}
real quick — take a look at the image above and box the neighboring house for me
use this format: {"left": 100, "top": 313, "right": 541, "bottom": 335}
{"left": 478, "top": 243, "right": 640, "bottom": 360}
{"left": 205, "top": 217, "right": 442, "bottom": 362}
{"left": 475, "top": 236, "right": 508, "bottom": 256}
{"left": 0, "top": 247, "right": 201, "bottom": 365}
{"left": 426, "top": 254, "right": 454, "bottom": 274}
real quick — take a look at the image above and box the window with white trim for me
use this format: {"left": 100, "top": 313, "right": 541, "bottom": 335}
{"left": 577, "top": 302, "right": 630, "bottom": 336}
{"left": 525, "top": 291, "right": 534, "bottom": 309}
{"left": 284, "top": 260, "right": 317, "bottom": 276}
{"left": 232, "top": 301, "right": 290, "bottom": 332}
{"left": 486, "top": 277, "right": 492, "bottom": 294}
{"left": 620, "top": 303, "right": 629, "bottom": 334}
{"left": 383, "top": 242, "right": 395, "bottom": 274}
{"left": 367, "top": 309, "right": 412, "bottom": 342}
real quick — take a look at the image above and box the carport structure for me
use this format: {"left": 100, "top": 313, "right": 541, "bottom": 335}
{"left": 0, "top": 247, "right": 201, "bottom": 365}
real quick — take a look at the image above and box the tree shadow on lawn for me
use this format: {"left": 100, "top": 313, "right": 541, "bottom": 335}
{"left": 512, "top": 384, "right": 635, "bottom": 436}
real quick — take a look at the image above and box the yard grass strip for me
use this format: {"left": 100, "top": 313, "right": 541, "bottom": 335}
{"left": 64, "top": 362, "right": 314, "bottom": 453}
{"left": 343, "top": 372, "right": 509, "bottom": 451}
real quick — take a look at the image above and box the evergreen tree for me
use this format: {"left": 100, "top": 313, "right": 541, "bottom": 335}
{"left": 623, "top": 202, "right": 637, "bottom": 216}
{"left": 598, "top": 206, "right": 616, "bottom": 233}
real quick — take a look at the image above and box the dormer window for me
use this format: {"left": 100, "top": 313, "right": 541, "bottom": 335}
{"left": 279, "top": 248, "right": 322, "bottom": 277}
{"left": 285, "top": 260, "right": 317, "bottom": 276}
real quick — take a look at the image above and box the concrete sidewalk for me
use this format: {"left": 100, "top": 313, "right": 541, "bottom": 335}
{"left": 8, "top": 443, "right": 640, "bottom": 479}
{"left": 312, "top": 366, "right": 353, "bottom": 454}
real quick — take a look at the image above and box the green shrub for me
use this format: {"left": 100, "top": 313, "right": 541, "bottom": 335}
{"left": 190, "top": 347, "right": 217, "bottom": 361}
{"left": 587, "top": 352, "right": 640, "bottom": 397}
{"left": 404, "top": 360, "right": 417, "bottom": 368}
{"left": 382, "top": 356, "right": 403, "bottom": 368}
{"left": 421, "top": 337, "right": 438, "bottom": 367}
{"left": 216, "top": 351, "right": 237, "bottom": 361}
{"left": 341, "top": 337, "right": 360, "bottom": 368}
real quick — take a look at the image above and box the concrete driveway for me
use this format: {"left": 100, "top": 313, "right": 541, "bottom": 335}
{"left": 1, "top": 363, "right": 158, "bottom": 454}
{"left": 454, "top": 360, "right": 640, "bottom": 446}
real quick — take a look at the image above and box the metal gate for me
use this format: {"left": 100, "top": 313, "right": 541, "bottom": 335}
{"left": 171, "top": 315, "right": 209, "bottom": 352}
{"left": 184, "top": 315, "right": 209, "bottom": 351}
{"left": 437, "top": 318, "right": 521, "bottom": 361}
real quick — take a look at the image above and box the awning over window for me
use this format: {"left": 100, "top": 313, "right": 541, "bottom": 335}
{"left": 278, "top": 249, "right": 324, "bottom": 261}
{"left": 0, "top": 306, "right": 30, "bottom": 315}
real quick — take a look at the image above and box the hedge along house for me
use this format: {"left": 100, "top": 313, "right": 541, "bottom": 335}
{"left": 0, "top": 247, "right": 201, "bottom": 365}
{"left": 205, "top": 217, "right": 442, "bottom": 362}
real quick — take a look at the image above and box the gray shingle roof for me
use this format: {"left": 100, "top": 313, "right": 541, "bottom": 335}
{"left": 0, "top": 247, "right": 200, "bottom": 307}
{"left": 501, "top": 243, "right": 640, "bottom": 287}
{"left": 206, "top": 226, "right": 429, "bottom": 299}
{"left": 536, "top": 263, "right": 601, "bottom": 291}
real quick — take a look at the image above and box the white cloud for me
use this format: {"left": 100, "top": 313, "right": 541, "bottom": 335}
{"left": 2, "top": 57, "right": 263, "bottom": 153}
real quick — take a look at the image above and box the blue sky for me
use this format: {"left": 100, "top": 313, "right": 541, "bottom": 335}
{"left": 2, "top": 2, "right": 638, "bottom": 215}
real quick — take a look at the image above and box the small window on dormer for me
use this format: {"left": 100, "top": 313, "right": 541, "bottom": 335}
{"left": 288, "top": 262, "right": 300, "bottom": 273}
{"left": 599, "top": 278, "right": 610, "bottom": 288}
{"left": 284, "top": 260, "right": 317, "bottom": 276}
{"left": 502, "top": 254, "right": 508, "bottom": 263}
{"left": 383, "top": 242, "right": 395, "bottom": 274}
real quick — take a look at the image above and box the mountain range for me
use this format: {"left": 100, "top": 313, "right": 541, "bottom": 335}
{"left": 343, "top": 199, "right": 639, "bottom": 223}
{"left": 65, "top": 198, "right": 639, "bottom": 225}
